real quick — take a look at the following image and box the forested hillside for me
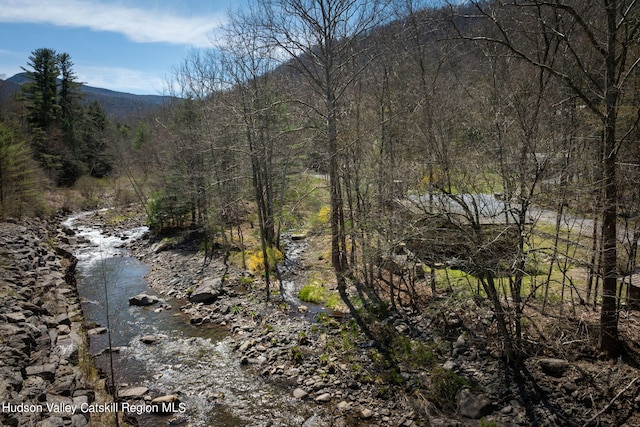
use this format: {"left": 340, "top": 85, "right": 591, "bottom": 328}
{"left": 3, "top": 73, "right": 167, "bottom": 119}
{"left": 2, "top": 1, "right": 640, "bottom": 424}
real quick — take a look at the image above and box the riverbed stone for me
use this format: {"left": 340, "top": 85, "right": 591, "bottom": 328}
{"left": 538, "top": 358, "right": 570, "bottom": 377}
{"left": 140, "top": 335, "right": 162, "bottom": 345}
{"left": 361, "top": 408, "right": 374, "bottom": 419}
{"left": 39, "top": 416, "right": 65, "bottom": 427}
{"left": 189, "top": 278, "right": 223, "bottom": 304}
{"left": 315, "top": 392, "right": 331, "bottom": 403}
{"left": 56, "top": 333, "right": 80, "bottom": 364}
{"left": 293, "top": 388, "right": 309, "bottom": 399}
{"left": 51, "top": 374, "right": 76, "bottom": 396}
{"left": 86, "top": 327, "right": 107, "bottom": 335}
{"left": 152, "top": 394, "right": 180, "bottom": 404}
{"left": 25, "top": 364, "right": 57, "bottom": 380}
{"left": 71, "top": 414, "right": 89, "bottom": 427}
{"left": 19, "top": 375, "right": 46, "bottom": 400}
{"left": 6, "top": 312, "right": 27, "bottom": 323}
{"left": 119, "top": 386, "right": 149, "bottom": 398}
{"left": 129, "top": 293, "right": 160, "bottom": 306}
{"left": 457, "top": 388, "right": 493, "bottom": 419}
{"left": 55, "top": 313, "right": 71, "bottom": 326}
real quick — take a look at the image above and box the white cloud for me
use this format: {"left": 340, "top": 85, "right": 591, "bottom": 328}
{"left": 0, "top": 0, "right": 225, "bottom": 48}
{"left": 78, "top": 65, "right": 168, "bottom": 95}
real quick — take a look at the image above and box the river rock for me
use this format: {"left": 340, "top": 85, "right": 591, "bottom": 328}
{"left": 51, "top": 374, "right": 76, "bottom": 396}
{"left": 5, "top": 312, "right": 27, "bottom": 323}
{"left": 293, "top": 388, "right": 309, "bottom": 399}
{"left": 129, "top": 293, "right": 160, "bottom": 306}
{"left": 71, "top": 414, "right": 89, "bottom": 427}
{"left": 152, "top": 394, "right": 180, "bottom": 404}
{"left": 442, "top": 360, "right": 457, "bottom": 371}
{"left": 189, "top": 278, "right": 223, "bottom": 304}
{"left": 457, "top": 388, "right": 493, "bottom": 419}
{"left": 302, "top": 415, "right": 330, "bottom": 427}
{"left": 538, "top": 358, "right": 570, "bottom": 377}
{"left": 361, "top": 408, "right": 374, "bottom": 419}
{"left": 61, "top": 226, "right": 75, "bottom": 236}
{"left": 152, "top": 394, "right": 181, "bottom": 413}
{"left": 39, "top": 416, "right": 65, "bottom": 427}
{"left": 150, "top": 240, "right": 172, "bottom": 254}
{"left": 25, "top": 364, "right": 57, "bottom": 380}
{"left": 315, "top": 392, "right": 331, "bottom": 403}
{"left": 119, "top": 386, "right": 149, "bottom": 398}
{"left": 56, "top": 333, "right": 80, "bottom": 364}
{"left": 140, "top": 335, "right": 162, "bottom": 344}
{"left": 55, "top": 313, "right": 71, "bottom": 326}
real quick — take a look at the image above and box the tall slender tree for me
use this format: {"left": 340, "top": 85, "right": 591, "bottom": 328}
{"left": 257, "top": 0, "right": 391, "bottom": 330}
{"left": 21, "top": 48, "right": 60, "bottom": 130}
{"left": 452, "top": 0, "right": 640, "bottom": 358}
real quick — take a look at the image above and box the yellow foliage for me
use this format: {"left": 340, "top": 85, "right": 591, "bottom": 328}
{"left": 246, "top": 247, "right": 284, "bottom": 273}
{"left": 420, "top": 172, "right": 440, "bottom": 189}
{"left": 316, "top": 205, "right": 331, "bottom": 224}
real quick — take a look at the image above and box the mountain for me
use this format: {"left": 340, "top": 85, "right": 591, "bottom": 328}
{"left": 2, "top": 73, "right": 171, "bottom": 120}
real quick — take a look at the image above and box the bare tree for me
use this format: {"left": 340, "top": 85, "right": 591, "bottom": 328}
{"left": 256, "top": 0, "right": 391, "bottom": 330}
{"left": 220, "top": 6, "right": 292, "bottom": 301}
{"left": 451, "top": 0, "right": 640, "bottom": 358}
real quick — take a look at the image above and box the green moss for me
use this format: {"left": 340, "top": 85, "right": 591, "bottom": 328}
{"left": 298, "top": 282, "right": 342, "bottom": 310}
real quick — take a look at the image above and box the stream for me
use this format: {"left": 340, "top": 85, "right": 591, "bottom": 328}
{"left": 63, "top": 212, "right": 317, "bottom": 426}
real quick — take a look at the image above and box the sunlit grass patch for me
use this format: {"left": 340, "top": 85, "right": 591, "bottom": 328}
{"left": 298, "top": 279, "right": 343, "bottom": 310}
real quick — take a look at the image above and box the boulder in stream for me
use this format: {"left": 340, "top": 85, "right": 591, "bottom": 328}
{"left": 128, "top": 294, "right": 159, "bottom": 306}
{"left": 140, "top": 335, "right": 163, "bottom": 345}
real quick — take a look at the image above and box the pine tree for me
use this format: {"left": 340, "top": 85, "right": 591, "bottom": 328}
{"left": 21, "top": 48, "right": 60, "bottom": 130}
{"left": 0, "top": 122, "right": 42, "bottom": 218}
{"left": 57, "top": 52, "right": 83, "bottom": 156}
{"left": 21, "top": 48, "right": 97, "bottom": 186}
{"left": 83, "top": 100, "right": 112, "bottom": 178}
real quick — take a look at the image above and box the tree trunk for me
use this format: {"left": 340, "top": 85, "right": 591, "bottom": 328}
{"left": 598, "top": 0, "right": 620, "bottom": 357}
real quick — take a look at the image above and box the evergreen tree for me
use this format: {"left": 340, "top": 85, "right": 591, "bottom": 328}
{"left": 20, "top": 48, "right": 103, "bottom": 186}
{"left": 83, "top": 100, "right": 112, "bottom": 178}
{"left": 0, "top": 122, "right": 42, "bottom": 218}
{"left": 57, "top": 52, "right": 83, "bottom": 156}
{"left": 21, "top": 48, "right": 60, "bottom": 130}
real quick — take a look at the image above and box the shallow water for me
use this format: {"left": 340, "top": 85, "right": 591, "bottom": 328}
{"left": 65, "top": 212, "right": 315, "bottom": 426}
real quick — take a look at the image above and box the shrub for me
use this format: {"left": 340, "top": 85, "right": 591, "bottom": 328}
{"left": 289, "top": 346, "right": 303, "bottom": 364}
{"left": 146, "top": 189, "right": 191, "bottom": 230}
{"left": 309, "top": 204, "right": 331, "bottom": 229}
{"left": 246, "top": 246, "right": 284, "bottom": 274}
{"left": 429, "top": 367, "right": 471, "bottom": 411}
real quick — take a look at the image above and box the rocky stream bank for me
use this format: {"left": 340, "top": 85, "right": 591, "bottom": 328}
{"left": 69, "top": 208, "right": 640, "bottom": 427}
{"left": 0, "top": 217, "right": 105, "bottom": 427}
{"left": 5, "top": 208, "right": 640, "bottom": 426}
{"left": 87, "top": 208, "right": 640, "bottom": 427}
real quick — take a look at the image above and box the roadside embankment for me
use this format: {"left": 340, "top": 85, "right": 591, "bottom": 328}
{"left": 0, "top": 217, "right": 107, "bottom": 427}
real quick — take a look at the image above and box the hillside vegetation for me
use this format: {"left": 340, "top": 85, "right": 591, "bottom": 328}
{"left": 2, "top": 1, "right": 640, "bottom": 424}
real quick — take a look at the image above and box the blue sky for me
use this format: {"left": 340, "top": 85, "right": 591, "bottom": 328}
{"left": 0, "top": 0, "right": 245, "bottom": 95}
